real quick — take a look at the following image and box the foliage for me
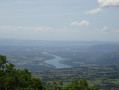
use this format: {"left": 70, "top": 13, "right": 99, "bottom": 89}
{"left": 45, "top": 80, "right": 63, "bottom": 90}
{"left": 45, "top": 77, "right": 98, "bottom": 90}
{"left": 63, "top": 77, "right": 98, "bottom": 90}
{"left": 0, "top": 55, "right": 43, "bottom": 90}
{"left": 0, "top": 55, "right": 98, "bottom": 90}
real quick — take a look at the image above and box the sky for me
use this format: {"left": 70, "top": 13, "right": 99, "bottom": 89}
{"left": 0, "top": 0, "right": 119, "bottom": 41}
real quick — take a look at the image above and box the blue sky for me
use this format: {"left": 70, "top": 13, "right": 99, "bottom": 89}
{"left": 0, "top": 0, "right": 119, "bottom": 41}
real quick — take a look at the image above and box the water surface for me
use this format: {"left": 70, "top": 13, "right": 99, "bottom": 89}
{"left": 43, "top": 52, "right": 71, "bottom": 69}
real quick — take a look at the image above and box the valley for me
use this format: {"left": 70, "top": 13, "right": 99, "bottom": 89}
{"left": 0, "top": 40, "right": 119, "bottom": 89}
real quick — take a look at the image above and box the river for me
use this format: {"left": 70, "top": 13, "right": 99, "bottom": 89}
{"left": 43, "top": 52, "right": 71, "bottom": 69}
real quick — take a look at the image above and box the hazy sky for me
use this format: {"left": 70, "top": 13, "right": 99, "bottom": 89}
{"left": 0, "top": 0, "right": 119, "bottom": 41}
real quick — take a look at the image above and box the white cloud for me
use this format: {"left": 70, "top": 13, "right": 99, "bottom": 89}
{"left": 98, "top": 0, "right": 119, "bottom": 7}
{"left": 101, "top": 26, "right": 109, "bottom": 32}
{"left": 85, "top": 8, "right": 102, "bottom": 14}
{"left": 0, "top": 25, "right": 88, "bottom": 33}
{"left": 70, "top": 20, "right": 90, "bottom": 26}
{"left": 0, "top": 25, "right": 52, "bottom": 32}
{"left": 95, "top": 26, "right": 110, "bottom": 32}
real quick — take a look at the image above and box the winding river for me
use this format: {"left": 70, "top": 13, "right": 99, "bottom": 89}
{"left": 43, "top": 52, "right": 71, "bottom": 69}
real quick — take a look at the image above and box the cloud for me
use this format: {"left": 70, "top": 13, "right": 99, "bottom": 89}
{"left": 85, "top": 8, "right": 103, "bottom": 14}
{"left": 0, "top": 25, "right": 89, "bottom": 33}
{"left": 70, "top": 20, "right": 90, "bottom": 26}
{"left": 98, "top": 0, "right": 119, "bottom": 7}
{"left": 0, "top": 25, "right": 52, "bottom": 32}
{"left": 101, "top": 26, "right": 109, "bottom": 32}
{"left": 95, "top": 26, "right": 110, "bottom": 32}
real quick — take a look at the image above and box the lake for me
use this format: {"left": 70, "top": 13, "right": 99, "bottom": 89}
{"left": 43, "top": 52, "right": 71, "bottom": 69}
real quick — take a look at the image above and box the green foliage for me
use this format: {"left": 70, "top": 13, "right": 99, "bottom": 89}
{"left": 45, "top": 77, "right": 98, "bottom": 90}
{"left": 0, "top": 55, "right": 7, "bottom": 70}
{"left": 0, "top": 55, "right": 98, "bottom": 90}
{"left": 0, "top": 55, "right": 43, "bottom": 90}
{"left": 45, "top": 80, "right": 63, "bottom": 90}
{"left": 64, "top": 77, "right": 98, "bottom": 90}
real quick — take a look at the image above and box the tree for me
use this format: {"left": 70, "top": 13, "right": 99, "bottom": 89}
{"left": 0, "top": 55, "right": 7, "bottom": 70}
{"left": 0, "top": 55, "right": 43, "bottom": 90}
{"left": 64, "top": 77, "right": 98, "bottom": 90}
{"left": 45, "top": 80, "right": 63, "bottom": 90}
{"left": 45, "top": 77, "right": 98, "bottom": 90}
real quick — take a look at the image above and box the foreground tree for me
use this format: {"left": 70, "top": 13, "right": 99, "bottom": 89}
{"left": 45, "top": 77, "right": 98, "bottom": 90}
{"left": 0, "top": 55, "right": 43, "bottom": 90}
{"left": 64, "top": 77, "right": 98, "bottom": 90}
